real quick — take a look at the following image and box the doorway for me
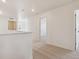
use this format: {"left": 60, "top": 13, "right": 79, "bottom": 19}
{"left": 39, "top": 16, "right": 47, "bottom": 42}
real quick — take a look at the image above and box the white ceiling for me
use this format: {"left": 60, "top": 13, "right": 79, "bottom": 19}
{"left": 0, "top": 0, "right": 77, "bottom": 17}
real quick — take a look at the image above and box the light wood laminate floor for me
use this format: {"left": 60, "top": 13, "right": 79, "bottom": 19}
{"left": 33, "top": 43, "right": 79, "bottom": 59}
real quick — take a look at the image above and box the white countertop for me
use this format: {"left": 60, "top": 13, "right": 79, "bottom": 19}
{"left": 0, "top": 30, "right": 32, "bottom": 35}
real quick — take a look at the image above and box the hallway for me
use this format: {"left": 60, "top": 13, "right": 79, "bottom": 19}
{"left": 33, "top": 43, "right": 79, "bottom": 59}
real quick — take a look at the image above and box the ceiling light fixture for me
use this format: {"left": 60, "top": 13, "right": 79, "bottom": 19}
{"left": 32, "top": 9, "right": 35, "bottom": 12}
{"left": 2, "top": 0, "right": 6, "bottom": 3}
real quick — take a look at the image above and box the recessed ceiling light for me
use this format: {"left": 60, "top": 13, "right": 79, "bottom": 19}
{"left": 2, "top": 0, "right": 6, "bottom": 3}
{"left": 0, "top": 10, "right": 3, "bottom": 15}
{"left": 32, "top": 9, "right": 35, "bottom": 12}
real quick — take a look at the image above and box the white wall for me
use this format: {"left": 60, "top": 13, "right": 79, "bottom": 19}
{"left": 31, "top": 16, "right": 40, "bottom": 42}
{"left": 0, "top": 16, "right": 9, "bottom": 34}
{"left": 32, "top": 0, "right": 79, "bottom": 50}
{"left": 46, "top": 4, "right": 75, "bottom": 50}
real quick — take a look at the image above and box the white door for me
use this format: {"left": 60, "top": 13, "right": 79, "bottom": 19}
{"left": 75, "top": 10, "right": 79, "bottom": 50}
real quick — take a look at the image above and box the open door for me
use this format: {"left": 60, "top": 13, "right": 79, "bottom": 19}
{"left": 75, "top": 10, "right": 79, "bottom": 50}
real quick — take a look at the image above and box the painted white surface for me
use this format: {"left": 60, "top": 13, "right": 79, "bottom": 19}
{"left": 0, "top": 33, "right": 32, "bottom": 59}
{"left": 32, "top": 0, "right": 79, "bottom": 50}
{"left": 32, "top": 16, "right": 41, "bottom": 42}
{"left": 0, "top": 16, "right": 9, "bottom": 34}
{"left": 0, "top": 0, "right": 75, "bottom": 17}
{"left": 75, "top": 10, "right": 79, "bottom": 50}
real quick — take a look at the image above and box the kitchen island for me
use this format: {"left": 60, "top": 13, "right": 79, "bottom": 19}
{"left": 0, "top": 32, "right": 32, "bottom": 59}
